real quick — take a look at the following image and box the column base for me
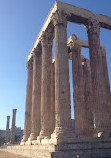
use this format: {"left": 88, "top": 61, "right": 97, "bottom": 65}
{"left": 28, "top": 132, "right": 37, "bottom": 141}
{"left": 31, "top": 140, "right": 37, "bottom": 145}
{"left": 39, "top": 130, "right": 51, "bottom": 140}
{"left": 36, "top": 134, "right": 51, "bottom": 145}
{"left": 25, "top": 135, "right": 38, "bottom": 145}
{"left": 25, "top": 139, "right": 32, "bottom": 145}
{"left": 41, "top": 138, "right": 50, "bottom": 144}
{"left": 25, "top": 140, "right": 36, "bottom": 145}
{"left": 20, "top": 135, "right": 28, "bottom": 145}
{"left": 20, "top": 141, "right": 25, "bottom": 145}
{"left": 50, "top": 127, "right": 77, "bottom": 145}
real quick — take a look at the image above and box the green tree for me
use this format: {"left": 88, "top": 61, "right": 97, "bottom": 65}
{"left": 0, "top": 131, "right": 5, "bottom": 146}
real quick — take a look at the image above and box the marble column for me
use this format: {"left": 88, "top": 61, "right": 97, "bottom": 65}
{"left": 50, "top": 60, "right": 55, "bottom": 134}
{"left": 29, "top": 48, "right": 42, "bottom": 141}
{"left": 71, "top": 43, "right": 87, "bottom": 135}
{"left": 21, "top": 60, "right": 33, "bottom": 144}
{"left": 39, "top": 32, "right": 51, "bottom": 139}
{"left": 51, "top": 11, "right": 72, "bottom": 144}
{"left": 86, "top": 17, "right": 111, "bottom": 134}
{"left": 101, "top": 47, "right": 110, "bottom": 95}
{"left": 82, "top": 58, "right": 94, "bottom": 135}
{"left": 39, "top": 32, "right": 55, "bottom": 142}
{"left": 47, "top": 41, "right": 55, "bottom": 135}
{"left": 5, "top": 116, "right": 10, "bottom": 143}
{"left": 10, "top": 109, "right": 17, "bottom": 143}
{"left": 101, "top": 46, "right": 111, "bottom": 122}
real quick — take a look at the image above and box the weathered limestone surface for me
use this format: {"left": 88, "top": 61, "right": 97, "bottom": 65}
{"left": 5, "top": 116, "right": 10, "bottom": 143}
{"left": 50, "top": 11, "right": 74, "bottom": 144}
{"left": 101, "top": 46, "right": 111, "bottom": 124}
{"left": 21, "top": 61, "right": 33, "bottom": 144}
{"left": 29, "top": 48, "right": 42, "bottom": 141}
{"left": 82, "top": 58, "right": 94, "bottom": 135}
{"left": 86, "top": 17, "right": 111, "bottom": 134}
{"left": 50, "top": 61, "right": 55, "bottom": 135}
{"left": 39, "top": 32, "right": 55, "bottom": 144}
{"left": 47, "top": 41, "right": 55, "bottom": 136}
{"left": 10, "top": 109, "right": 17, "bottom": 144}
{"left": 101, "top": 47, "right": 110, "bottom": 97}
{"left": 3, "top": 139, "right": 111, "bottom": 158}
{"left": 70, "top": 43, "right": 87, "bottom": 135}
{"left": 39, "top": 32, "right": 52, "bottom": 139}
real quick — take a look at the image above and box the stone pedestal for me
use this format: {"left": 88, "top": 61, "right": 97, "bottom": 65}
{"left": 29, "top": 48, "right": 42, "bottom": 142}
{"left": 5, "top": 139, "right": 111, "bottom": 158}
{"left": 50, "top": 11, "right": 74, "bottom": 144}
{"left": 21, "top": 60, "right": 33, "bottom": 144}
{"left": 10, "top": 109, "right": 17, "bottom": 144}
{"left": 5, "top": 116, "right": 10, "bottom": 143}
{"left": 86, "top": 17, "right": 111, "bottom": 135}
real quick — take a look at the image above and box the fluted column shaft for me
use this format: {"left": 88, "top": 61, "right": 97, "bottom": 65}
{"left": 22, "top": 61, "right": 33, "bottom": 142}
{"left": 82, "top": 59, "right": 94, "bottom": 135}
{"left": 10, "top": 109, "right": 17, "bottom": 143}
{"left": 47, "top": 44, "right": 55, "bottom": 135}
{"left": 52, "top": 11, "right": 71, "bottom": 135}
{"left": 71, "top": 44, "right": 87, "bottom": 135}
{"left": 86, "top": 18, "right": 111, "bottom": 133}
{"left": 39, "top": 32, "right": 50, "bottom": 138}
{"left": 30, "top": 48, "right": 42, "bottom": 140}
{"left": 101, "top": 47, "right": 111, "bottom": 122}
{"left": 39, "top": 32, "right": 55, "bottom": 139}
{"left": 5, "top": 116, "right": 10, "bottom": 143}
{"left": 50, "top": 61, "right": 55, "bottom": 134}
{"left": 101, "top": 47, "right": 110, "bottom": 95}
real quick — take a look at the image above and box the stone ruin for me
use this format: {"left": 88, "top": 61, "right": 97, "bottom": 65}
{"left": 4, "top": 1, "right": 111, "bottom": 158}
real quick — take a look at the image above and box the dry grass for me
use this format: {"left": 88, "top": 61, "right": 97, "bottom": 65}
{"left": 0, "top": 151, "right": 28, "bottom": 158}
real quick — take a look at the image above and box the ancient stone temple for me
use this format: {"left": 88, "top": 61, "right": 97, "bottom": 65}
{"left": 4, "top": 1, "right": 111, "bottom": 158}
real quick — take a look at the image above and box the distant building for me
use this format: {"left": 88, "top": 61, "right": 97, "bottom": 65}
{"left": 0, "top": 127, "right": 23, "bottom": 143}
{"left": 0, "top": 130, "right": 5, "bottom": 137}
{"left": 15, "top": 127, "right": 23, "bottom": 142}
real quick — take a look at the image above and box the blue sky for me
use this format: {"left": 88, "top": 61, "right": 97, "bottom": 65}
{"left": 0, "top": 0, "right": 111, "bottom": 130}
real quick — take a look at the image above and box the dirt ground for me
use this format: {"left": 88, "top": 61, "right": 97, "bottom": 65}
{"left": 0, "top": 151, "right": 28, "bottom": 158}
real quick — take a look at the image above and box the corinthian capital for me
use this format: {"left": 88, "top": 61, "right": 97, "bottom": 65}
{"left": 51, "top": 10, "right": 67, "bottom": 27}
{"left": 82, "top": 58, "right": 90, "bottom": 70}
{"left": 68, "top": 41, "right": 81, "bottom": 53}
{"left": 32, "top": 47, "right": 41, "bottom": 59}
{"left": 86, "top": 17, "right": 100, "bottom": 34}
{"left": 26, "top": 60, "right": 33, "bottom": 70}
{"left": 40, "top": 31, "right": 49, "bottom": 46}
{"left": 40, "top": 31, "right": 53, "bottom": 47}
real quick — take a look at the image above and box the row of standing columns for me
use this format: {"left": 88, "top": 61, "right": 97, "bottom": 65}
{"left": 5, "top": 109, "right": 17, "bottom": 143}
{"left": 21, "top": 11, "right": 111, "bottom": 145}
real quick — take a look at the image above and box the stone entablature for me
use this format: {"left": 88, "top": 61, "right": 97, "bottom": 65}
{"left": 27, "top": 1, "right": 111, "bottom": 61}
{"left": 67, "top": 34, "right": 88, "bottom": 49}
